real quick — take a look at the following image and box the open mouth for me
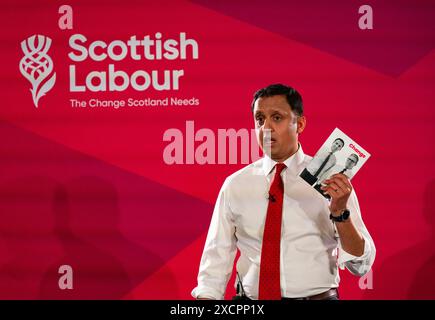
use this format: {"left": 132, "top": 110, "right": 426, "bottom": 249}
{"left": 264, "top": 137, "right": 277, "bottom": 145}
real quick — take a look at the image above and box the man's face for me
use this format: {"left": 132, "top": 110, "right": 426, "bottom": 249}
{"left": 331, "top": 139, "right": 344, "bottom": 153}
{"left": 345, "top": 155, "right": 358, "bottom": 169}
{"left": 253, "top": 95, "right": 302, "bottom": 162}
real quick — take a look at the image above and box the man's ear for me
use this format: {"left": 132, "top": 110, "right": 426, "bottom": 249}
{"left": 296, "top": 116, "right": 306, "bottom": 134}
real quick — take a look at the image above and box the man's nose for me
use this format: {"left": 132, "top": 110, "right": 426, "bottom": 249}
{"left": 263, "top": 118, "right": 274, "bottom": 130}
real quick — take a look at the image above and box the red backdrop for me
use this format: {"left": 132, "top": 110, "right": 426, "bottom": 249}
{"left": 0, "top": 0, "right": 434, "bottom": 299}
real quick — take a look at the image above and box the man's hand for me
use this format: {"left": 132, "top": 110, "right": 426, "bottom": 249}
{"left": 321, "top": 174, "right": 365, "bottom": 257}
{"left": 321, "top": 173, "right": 353, "bottom": 215}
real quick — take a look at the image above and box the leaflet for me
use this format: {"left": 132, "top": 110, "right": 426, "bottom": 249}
{"left": 299, "top": 128, "right": 371, "bottom": 198}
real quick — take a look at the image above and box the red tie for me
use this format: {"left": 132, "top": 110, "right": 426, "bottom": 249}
{"left": 259, "top": 163, "right": 286, "bottom": 300}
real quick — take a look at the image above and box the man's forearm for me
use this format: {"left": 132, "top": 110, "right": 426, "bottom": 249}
{"left": 335, "top": 217, "right": 365, "bottom": 257}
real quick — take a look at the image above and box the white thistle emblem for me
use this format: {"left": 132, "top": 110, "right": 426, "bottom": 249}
{"left": 19, "top": 35, "right": 56, "bottom": 108}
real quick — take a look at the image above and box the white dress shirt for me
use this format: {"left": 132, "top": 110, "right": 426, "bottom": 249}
{"left": 316, "top": 164, "right": 355, "bottom": 186}
{"left": 191, "top": 145, "right": 376, "bottom": 300}
{"left": 306, "top": 150, "right": 337, "bottom": 181}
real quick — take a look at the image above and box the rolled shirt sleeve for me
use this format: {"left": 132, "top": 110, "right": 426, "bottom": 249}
{"left": 337, "top": 190, "right": 376, "bottom": 276}
{"left": 191, "top": 179, "right": 237, "bottom": 299}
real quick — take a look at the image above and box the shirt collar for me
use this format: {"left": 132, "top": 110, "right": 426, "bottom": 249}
{"left": 262, "top": 143, "right": 305, "bottom": 176}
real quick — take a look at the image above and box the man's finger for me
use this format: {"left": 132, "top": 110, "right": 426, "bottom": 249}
{"left": 331, "top": 174, "right": 353, "bottom": 189}
{"left": 321, "top": 182, "right": 341, "bottom": 193}
{"left": 324, "top": 186, "right": 339, "bottom": 198}
{"left": 327, "top": 175, "right": 352, "bottom": 192}
{"left": 328, "top": 177, "right": 349, "bottom": 193}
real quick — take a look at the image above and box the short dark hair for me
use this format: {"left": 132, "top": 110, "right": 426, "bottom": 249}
{"left": 334, "top": 138, "right": 345, "bottom": 146}
{"left": 251, "top": 83, "right": 303, "bottom": 116}
{"left": 349, "top": 153, "right": 360, "bottom": 163}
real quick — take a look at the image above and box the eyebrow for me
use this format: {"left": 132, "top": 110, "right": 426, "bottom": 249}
{"left": 255, "top": 109, "right": 289, "bottom": 116}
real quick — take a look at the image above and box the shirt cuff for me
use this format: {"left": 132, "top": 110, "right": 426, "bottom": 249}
{"left": 338, "top": 235, "right": 372, "bottom": 276}
{"left": 191, "top": 285, "right": 224, "bottom": 300}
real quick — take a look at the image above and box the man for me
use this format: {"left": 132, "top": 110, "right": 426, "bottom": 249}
{"left": 192, "top": 84, "right": 375, "bottom": 300}
{"left": 338, "top": 153, "right": 359, "bottom": 179}
{"left": 323, "top": 153, "right": 360, "bottom": 182}
{"left": 300, "top": 138, "right": 345, "bottom": 186}
{"left": 314, "top": 153, "right": 360, "bottom": 198}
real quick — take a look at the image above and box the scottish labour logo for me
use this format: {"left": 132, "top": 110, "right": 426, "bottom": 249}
{"left": 19, "top": 35, "right": 56, "bottom": 108}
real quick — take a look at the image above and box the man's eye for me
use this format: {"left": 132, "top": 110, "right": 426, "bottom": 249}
{"left": 256, "top": 117, "right": 264, "bottom": 124}
{"left": 273, "top": 115, "right": 281, "bottom": 121}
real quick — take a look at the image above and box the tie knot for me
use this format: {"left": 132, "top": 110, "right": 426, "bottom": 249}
{"left": 275, "top": 163, "right": 286, "bottom": 175}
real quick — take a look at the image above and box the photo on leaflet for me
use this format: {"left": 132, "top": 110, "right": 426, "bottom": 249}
{"left": 299, "top": 128, "right": 371, "bottom": 199}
